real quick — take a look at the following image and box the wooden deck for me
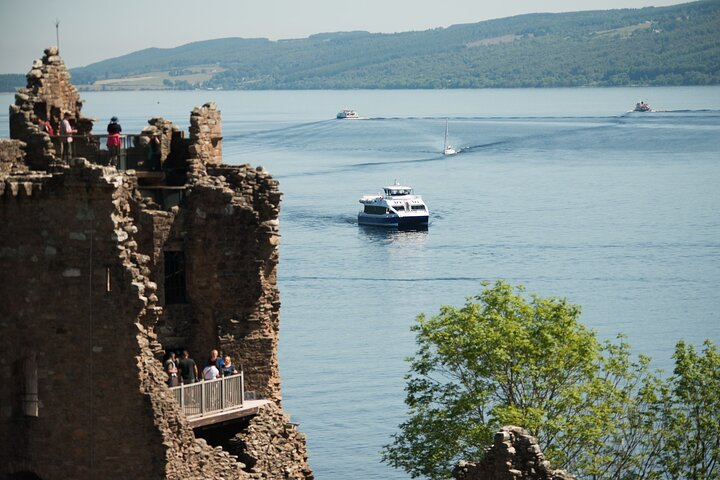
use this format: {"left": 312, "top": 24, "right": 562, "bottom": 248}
{"left": 186, "top": 399, "right": 272, "bottom": 428}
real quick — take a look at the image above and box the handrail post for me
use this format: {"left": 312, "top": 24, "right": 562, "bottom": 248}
{"left": 180, "top": 383, "right": 185, "bottom": 414}
{"left": 241, "top": 371, "right": 245, "bottom": 407}
{"left": 201, "top": 381, "right": 205, "bottom": 416}
{"left": 221, "top": 376, "right": 225, "bottom": 411}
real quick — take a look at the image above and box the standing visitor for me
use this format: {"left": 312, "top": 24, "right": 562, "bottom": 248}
{"left": 208, "top": 349, "right": 225, "bottom": 375}
{"left": 222, "top": 356, "right": 238, "bottom": 376}
{"left": 178, "top": 350, "right": 198, "bottom": 384}
{"left": 106, "top": 116, "right": 122, "bottom": 167}
{"left": 164, "top": 352, "right": 179, "bottom": 387}
{"left": 203, "top": 361, "right": 220, "bottom": 380}
{"left": 59, "top": 112, "right": 76, "bottom": 160}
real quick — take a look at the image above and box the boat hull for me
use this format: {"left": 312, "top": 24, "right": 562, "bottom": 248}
{"left": 358, "top": 213, "right": 429, "bottom": 228}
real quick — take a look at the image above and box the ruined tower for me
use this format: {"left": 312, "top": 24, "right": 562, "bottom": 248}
{"left": 0, "top": 47, "right": 312, "bottom": 480}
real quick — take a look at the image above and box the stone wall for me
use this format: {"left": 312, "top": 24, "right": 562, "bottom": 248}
{"left": 453, "top": 426, "right": 575, "bottom": 480}
{"left": 189, "top": 102, "right": 223, "bottom": 167}
{"left": 0, "top": 162, "right": 168, "bottom": 479}
{"left": 1, "top": 48, "right": 311, "bottom": 479}
{"left": 0, "top": 139, "right": 28, "bottom": 174}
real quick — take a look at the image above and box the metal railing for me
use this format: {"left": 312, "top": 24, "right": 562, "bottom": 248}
{"left": 50, "top": 134, "right": 162, "bottom": 172}
{"left": 169, "top": 373, "right": 245, "bottom": 418}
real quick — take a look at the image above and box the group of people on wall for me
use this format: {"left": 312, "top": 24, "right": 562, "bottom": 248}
{"left": 163, "top": 349, "right": 240, "bottom": 387}
{"left": 36, "top": 113, "right": 164, "bottom": 170}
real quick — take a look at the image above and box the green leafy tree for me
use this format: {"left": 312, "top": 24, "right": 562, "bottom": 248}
{"left": 660, "top": 340, "right": 720, "bottom": 479}
{"left": 382, "top": 281, "right": 663, "bottom": 479}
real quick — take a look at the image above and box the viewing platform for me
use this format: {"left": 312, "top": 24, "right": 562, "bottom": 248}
{"left": 169, "top": 373, "right": 271, "bottom": 428}
{"left": 50, "top": 133, "right": 188, "bottom": 209}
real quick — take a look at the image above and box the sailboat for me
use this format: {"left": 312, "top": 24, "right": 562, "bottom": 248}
{"left": 443, "top": 119, "right": 456, "bottom": 156}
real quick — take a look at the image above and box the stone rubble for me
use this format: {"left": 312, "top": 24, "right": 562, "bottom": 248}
{"left": 453, "top": 426, "right": 575, "bottom": 480}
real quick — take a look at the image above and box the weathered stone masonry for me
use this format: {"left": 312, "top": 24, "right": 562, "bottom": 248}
{"left": 0, "top": 48, "right": 311, "bottom": 479}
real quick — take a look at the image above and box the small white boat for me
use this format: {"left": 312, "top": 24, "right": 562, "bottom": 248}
{"left": 358, "top": 181, "right": 429, "bottom": 228}
{"left": 443, "top": 119, "right": 456, "bottom": 155}
{"left": 337, "top": 109, "right": 359, "bottom": 119}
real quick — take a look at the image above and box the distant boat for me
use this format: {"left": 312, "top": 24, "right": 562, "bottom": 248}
{"left": 443, "top": 119, "right": 456, "bottom": 156}
{"left": 634, "top": 101, "right": 652, "bottom": 112}
{"left": 337, "top": 109, "right": 359, "bottom": 119}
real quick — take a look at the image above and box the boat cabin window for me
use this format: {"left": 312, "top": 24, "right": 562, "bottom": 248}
{"left": 394, "top": 205, "right": 405, "bottom": 211}
{"left": 364, "top": 205, "right": 388, "bottom": 215}
{"left": 411, "top": 205, "right": 426, "bottom": 211}
{"left": 385, "top": 188, "right": 412, "bottom": 196}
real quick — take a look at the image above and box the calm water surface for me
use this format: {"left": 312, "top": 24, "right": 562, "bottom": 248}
{"left": 2, "top": 87, "right": 719, "bottom": 479}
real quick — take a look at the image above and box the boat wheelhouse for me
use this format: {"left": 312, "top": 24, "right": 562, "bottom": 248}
{"left": 358, "top": 181, "right": 429, "bottom": 228}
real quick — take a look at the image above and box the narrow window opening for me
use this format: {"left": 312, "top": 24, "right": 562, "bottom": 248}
{"left": 22, "top": 354, "right": 39, "bottom": 417}
{"left": 164, "top": 251, "right": 187, "bottom": 304}
{"left": 106, "top": 267, "right": 112, "bottom": 292}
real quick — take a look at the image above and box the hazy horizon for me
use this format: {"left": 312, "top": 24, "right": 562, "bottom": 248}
{"left": 0, "top": 0, "right": 690, "bottom": 74}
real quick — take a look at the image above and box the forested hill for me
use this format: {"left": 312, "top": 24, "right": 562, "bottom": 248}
{"left": 16, "top": 0, "right": 720, "bottom": 90}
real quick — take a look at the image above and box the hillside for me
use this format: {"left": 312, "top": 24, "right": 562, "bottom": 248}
{"left": 6, "top": 0, "right": 720, "bottom": 91}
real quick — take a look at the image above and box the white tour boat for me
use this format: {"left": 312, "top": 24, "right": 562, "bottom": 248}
{"left": 443, "top": 119, "right": 456, "bottom": 155}
{"left": 337, "top": 109, "right": 360, "bottom": 119}
{"left": 358, "top": 181, "right": 429, "bottom": 228}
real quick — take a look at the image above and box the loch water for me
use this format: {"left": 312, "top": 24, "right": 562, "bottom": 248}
{"left": 2, "top": 87, "right": 719, "bottom": 479}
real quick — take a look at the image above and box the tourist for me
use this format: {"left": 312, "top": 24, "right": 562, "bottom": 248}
{"left": 209, "top": 349, "right": 225, "bottom": 374}
{"left": 59, "top": 112, "right": 76, "bottom": 160}
{"left": 38, "top": 117, "right": 53, "bottom": 136}
{"left": 106, "top": 116, "right": 122, "bottom": 167}
{"left": 146, "top": 134, "right": 161, "bottom": 170}
{"left": 177, "top": 350, "right": 198, "bottom": 384}
{"left": 202, "top": 361, "right": 220, "bottom": 381}
{"left": 164, "top": 351, "right": 179, "bottom": 387}
{"left": 221, "top": 355, "right": 238, "bottom": 376}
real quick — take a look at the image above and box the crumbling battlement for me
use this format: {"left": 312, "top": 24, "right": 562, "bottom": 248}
{"left": 453, "top": 426, "right": 575, "bottom": 480}
{"left": 0, "top": 48, "right": 310, "bottom": 480}
{"left": 8, "top": 46, "right": 92, "bottom": 170}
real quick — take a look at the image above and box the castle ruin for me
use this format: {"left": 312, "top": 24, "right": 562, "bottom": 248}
{"left": 0, "top": 47, "right": 312, "bottom": 480}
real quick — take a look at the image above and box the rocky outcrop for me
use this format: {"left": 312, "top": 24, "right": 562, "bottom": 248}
{"left": 453, "top": 427, "right": 574, "bottom": 480}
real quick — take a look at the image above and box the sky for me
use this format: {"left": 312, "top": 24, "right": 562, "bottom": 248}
{"left": 0, "top": 0, "right": 689, "bottom": 74}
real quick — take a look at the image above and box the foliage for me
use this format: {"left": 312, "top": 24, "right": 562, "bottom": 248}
{"left": 382, "top": 281, "right": 720, "bottom": 480}
{"left": 54, "top": 0, "right": 719, "bottom": 91}
{"left": 660, "top": 340, "right": 720, "bottom": 479}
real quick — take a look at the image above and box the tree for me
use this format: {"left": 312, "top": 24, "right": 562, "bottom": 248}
{"left": 381, "top": 281, "right": 663, "bottom": 479}
{"left": 660, "top": 340, "right": 720, "bottom": 479}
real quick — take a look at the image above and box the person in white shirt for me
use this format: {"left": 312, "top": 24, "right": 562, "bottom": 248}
{"left": 203, "top": 363, "right": 220, "bottom": 380}
{"left": 59, "top": 112, "right": 76, "bottom": 160}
